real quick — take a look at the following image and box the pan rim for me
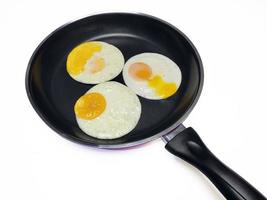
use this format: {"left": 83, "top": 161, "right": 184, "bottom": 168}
{"left": 25, "top": 12, "right": 204, "bottom": 149}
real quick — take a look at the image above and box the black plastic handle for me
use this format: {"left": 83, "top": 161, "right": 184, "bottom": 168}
{"left": 165, "top": 127, "right": 266, "bottom": 200}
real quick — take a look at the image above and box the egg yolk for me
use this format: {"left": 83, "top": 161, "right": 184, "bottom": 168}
{"left": 74, "top": 92, "right": 106, "bottom": 120}
{"left": 128, "top": 62, "right": 178, "bottom": 98}
{"left": 148, "top": 75, "right": 177, "bottom": 98}
{"left": 128, "top": 62, "right": 152, "bottom": 80}
{"left": 90, "top": 57, "right": 105, "bottom": 74}
{"left": 67, "top": 42, "right": 102, "bottom": 76}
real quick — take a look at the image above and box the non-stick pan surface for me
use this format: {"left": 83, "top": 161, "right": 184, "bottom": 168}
{"left": 26, "top": 13, "right": 203, "bottom": 148}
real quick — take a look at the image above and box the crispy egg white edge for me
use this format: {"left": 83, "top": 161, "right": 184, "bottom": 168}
{"left": 76, "top": 81, "right": 142, "bottom": 139}
{"left": 69, "top": 41, "right": 125, "bottom": 84}
{"left": 123, "top": 53, "right": 182, "bottom": 100}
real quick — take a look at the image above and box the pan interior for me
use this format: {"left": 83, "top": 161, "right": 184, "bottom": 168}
{"left": 27, "top": 13, "right": 202, "bottom": 147}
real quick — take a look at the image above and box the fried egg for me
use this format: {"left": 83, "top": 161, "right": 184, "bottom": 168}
{"left": 123, "top": 53, "right": 182, "bottom": 100}
{"left": 74, "top": 81, "right": 141, "bottom": 139}
{"left": 67, "top": 41, "right": 124, "bottom": 84}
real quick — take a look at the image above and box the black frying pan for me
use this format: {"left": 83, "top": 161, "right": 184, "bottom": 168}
{"left": 26, "top": 13, "right": 266, "bottom": 200}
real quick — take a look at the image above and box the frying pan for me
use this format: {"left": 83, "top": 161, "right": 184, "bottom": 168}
{"left": 25, "top": 13, "right": 266, "bottom": 200}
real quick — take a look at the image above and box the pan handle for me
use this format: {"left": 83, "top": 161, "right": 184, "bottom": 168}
{"left": 164, "top": 127, "right": 266, "bottom": 200}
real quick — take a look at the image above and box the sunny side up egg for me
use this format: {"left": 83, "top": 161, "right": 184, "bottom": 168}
{"left": 67, "top": 41, "right": 124, "bottom": 84}
{"left": 123, "top": 53, "right": 182, "bottom": 100}
{"left": 74, "top": 81, "right": 141, "bottom": 139}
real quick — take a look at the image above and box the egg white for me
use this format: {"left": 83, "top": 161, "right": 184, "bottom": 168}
{"left": 123, "top": 53, "right": 182, "bottom": 100}
{"left": 69, "top": 41, "right": 124, "bottom": 84}
{"left": 76, "top": 81, "right": 141, "bottom": 139}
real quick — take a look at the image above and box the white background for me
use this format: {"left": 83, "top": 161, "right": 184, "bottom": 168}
{"left": 1, "top": 0, "right": 267, "bottom": 199}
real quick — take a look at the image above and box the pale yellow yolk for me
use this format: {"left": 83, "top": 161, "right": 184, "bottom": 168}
{"left": 74, "top": 92, "right": 106, "bottom": 120}
{"left": 90, "top": 57, "right": 105, "bottom": 74}
{"left": 148, "top": 75, "right": 177, "bottom": 98}
{"left": 67, "top": 42, "right": 102, "bottom": 76}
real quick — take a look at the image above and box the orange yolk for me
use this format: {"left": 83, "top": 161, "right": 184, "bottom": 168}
{"left": 128, "top": 62, "right": 178, "bottom": 98}
{"left": 67, "top": 42, "right": 102, "bottom": 76}
{"left": 74, "top": 92, "right": 106, "bottom": 120}
{"left": 90, "top": 57, "right": 105, "bottom": 74}
{"left": 128, "top": 62, "right": 152, "bottom": 80}
{"left": 148, "top": 75, "right": 177, "bottom": 98}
